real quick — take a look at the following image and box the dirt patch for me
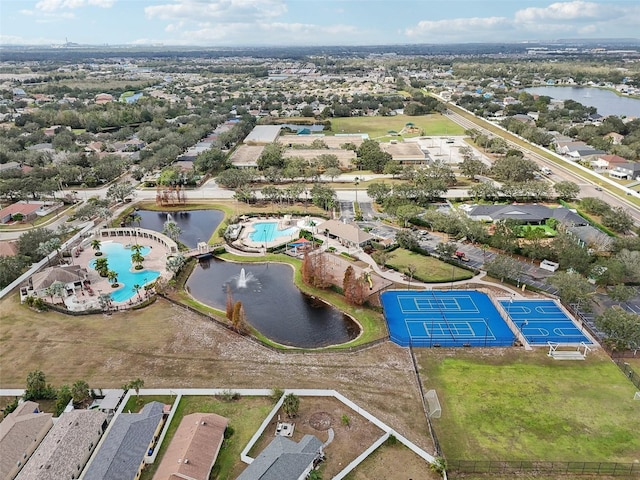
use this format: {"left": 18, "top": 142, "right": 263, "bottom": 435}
{"left": 309, "top": 411, "right": 333, "bottom": 431}
{"left": 0, "top": 295, "right": 434, "bottom": 459}
{"left": 344, "top": 441, "right": 439, "bottom": 480}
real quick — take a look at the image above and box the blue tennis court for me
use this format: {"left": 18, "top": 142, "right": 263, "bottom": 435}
{"left": 381, "top": 290, "right": 514, "bottom": 347}
{"left": 499, "top": 299, "right": 591, "bottom": 346}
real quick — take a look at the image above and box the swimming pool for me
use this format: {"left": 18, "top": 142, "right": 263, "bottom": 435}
{"left": 89, "top": 242, "right": 160, "bottom": 303}
{"left": 249, "top": 222, "right": 299, "bottom": 243}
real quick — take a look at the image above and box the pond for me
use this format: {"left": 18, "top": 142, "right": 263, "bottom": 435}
{"left": 186, "top": 259, "right": 360, "bottom": 348}
{"left": 523, "top": 86, "right": 640, "bottom": 118}
{"left": 133, "top": 209, "right": 223, "bottom": 248}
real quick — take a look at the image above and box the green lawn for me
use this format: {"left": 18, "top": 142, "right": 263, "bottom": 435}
{"left": 329, "top": 114, "right": 465, "bottom": 139}
{"left": 140, "top": 395, "right": 274, "bottom": 480}
{"left": 385, "top": 248, "right": 474, "bottom": 283}
{"left": 416, "top": 349, "right": 640, "bottom": 463}
{"left": 516, "top": 224, "right": 557, "bottom": 237}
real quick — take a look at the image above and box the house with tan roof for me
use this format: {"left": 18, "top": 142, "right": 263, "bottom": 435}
{"left": 152, "top": 413, "right": 228, "bottom": 480}
{"left": 16, "top": 409, "right": 108, "bottom": 480}
{"left": 317, "top": 219, "right": 373, "bottom": 248}
{"left": 0, "top": 401, "right": 53, "bottom": 480}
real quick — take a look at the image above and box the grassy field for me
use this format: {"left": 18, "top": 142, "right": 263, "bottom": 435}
{"left": 385, "top": 248, "right": 474, "bottom": 283}
{"left": 415, "top": 348, "right": 640, "bottom": 463}
{"left": 139, "top": 395, "right": 274, "bottom": 480}
{"left": 329, "top": 114, "right": 465, "bottom": 139}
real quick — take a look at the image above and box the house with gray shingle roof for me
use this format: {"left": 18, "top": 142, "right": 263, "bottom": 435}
{"left": 83, "top": 401, "right": 165, "bottom": 480}
{"left": 236, "top": 434, "right": 323, "bottom": 480}
{"left": 15, "top": 409, "right": 107, "bottom": 480}
{"left": 317, "top": 219, "right": 373, "bottom": 248}
{"left": 466, "top": 205, "right": 586, "bottom": 226}
{"left": 0, "top": 401, "right": 53, "bottom": 480}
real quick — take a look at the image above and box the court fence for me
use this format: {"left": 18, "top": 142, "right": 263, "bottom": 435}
{"left": 390, "top": 334, "right": 515, "bottom": 349}
{"left": 447, "top": 459, "right": 639, "bottom": 476}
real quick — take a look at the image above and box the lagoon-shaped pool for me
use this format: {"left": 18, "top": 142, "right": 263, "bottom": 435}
{"left": 89, "top": 242, "right": 160, "bottom": 302}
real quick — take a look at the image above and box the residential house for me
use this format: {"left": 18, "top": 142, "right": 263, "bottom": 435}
{"left": 0, "top": 240, "right": 18, "bottom": 258}
{"left": 0, "top": 401, "right": 53, "bottom": 480}
{"left": 0, "top": 201, "right": 44, "bottom": 224}
{"left": 464, "top": 204, "right": 586, "bottom": 226}
{"left": 609, "top": 162, "right": 640, "bottom": 180}
{"left": 317, "top": 219, "right": 374, "bottom": 248}
{"left": 236, "top": 435, "right": 323, "bottom": 480}
{"left": 0, "top": 161, "right": 20, "bottom": 173}
{"left": 567, "top": 148, "right": 606, "bottom": 161}
{"left": 604, "top": 132, "right": 624, "bottom": 145}
{"left": 16, "top": 409, "right": 108, "bottom": 480}
{"left": 95, "top": 93, "right": 115, "bottom": 104}
{"left": 152, "top": 413, "right": 228, "bottom": 480}
{"left": 83, "top": 401, "right": 166, "bottom": 480}
{"left": 555, "top": 140, "right": 589, "bottom": 155}
{"left": 592, "top": 154, "right": 629, "bottom": 170}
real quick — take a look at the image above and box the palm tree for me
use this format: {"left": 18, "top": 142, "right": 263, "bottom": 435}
{"left": 162, "top": 221, "right": 181, "bottom": 242}
{"left": 91, "top": 239, "right": 102, "bottom": 256}
{"left": 107, "top": 270, "right": 119, "bottom": 288}
{"left": 71, "top": 380, "right": 90, "bottom": 406}
{"left": 132, "top": 284, "right": 142, "bottom": 301}
{"left": 131, "top": 213, "right": 142, "bottom": 227}
{"left": 95, "top": 257, "right": 109, "bottom": 277}
{"left": 282, "top": 393, "right": 300, "bottom": 418}
{"left": 126, "top": 378, "right": 144, "bottom": 405}
{"left": 131, "top": 251, "right": 144, "bottom": 270}
{"left": 50, "top": 281, "right": 66, "bottom": 304}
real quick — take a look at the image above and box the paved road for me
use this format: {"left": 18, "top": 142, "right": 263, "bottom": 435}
{"left": 444, "top": 108, "right": 640, "bottom": 224}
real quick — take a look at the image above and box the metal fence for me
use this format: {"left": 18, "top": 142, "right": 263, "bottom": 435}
{"left": 390, "top": 335, "right": 516, "bottom": 348}
{"left": 447, "top": 460, "right": 639, "bottom": 476}
{"left": 614, "top": 359, "right": 640, "bottom": 390}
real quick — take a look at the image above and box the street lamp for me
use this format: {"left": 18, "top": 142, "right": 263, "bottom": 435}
{"left": 354, "top": 176, "right": 360, "bottom": 206}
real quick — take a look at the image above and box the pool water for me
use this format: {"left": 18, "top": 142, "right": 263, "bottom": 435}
{"left": 249, "top": 222, "right": 299, "bottom": 243}
{"left": 89, "top": 242, "right": 160, "bottom": 302}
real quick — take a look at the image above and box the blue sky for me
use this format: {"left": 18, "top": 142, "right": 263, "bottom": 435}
{"left": 1, "top": 0, "right": 639, "bottom": 46}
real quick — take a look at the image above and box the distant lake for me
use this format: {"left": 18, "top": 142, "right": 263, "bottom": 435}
{"left": 524, "top": 86, "right": 640, "bottom": 118}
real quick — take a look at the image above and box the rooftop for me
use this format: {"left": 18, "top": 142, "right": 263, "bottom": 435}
{"left": 244, "top": 125, "right": 282, "bottom": 144}
{"left": 0, "top": 401, "right": 53, "bottom": 480}
{"left": 152, "top": 413, "right": 228, "bottom": 480}
{"left": 236, "top": 434, "right": 323, "bottom": 480}
{"left": 16, "top": 409, "right": 107, "bottom": 480}
{"left": 84, "top": 401, "right": 165, "bottom": 480}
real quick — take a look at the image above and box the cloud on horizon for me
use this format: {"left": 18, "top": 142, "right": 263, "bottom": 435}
{"left": 405, "top": 1, "right": 640, "bottom": 41}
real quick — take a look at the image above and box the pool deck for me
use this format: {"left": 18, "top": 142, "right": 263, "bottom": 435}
{"left": 71, "top": 238, "right": 171, "bottom": 309}
{"left": 237, "top": 217, "right": 318, "bottom": 250}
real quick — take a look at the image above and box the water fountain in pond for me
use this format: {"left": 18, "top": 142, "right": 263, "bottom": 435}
{"left": 235, "top": 268, "right": 257, "bottom": 289}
